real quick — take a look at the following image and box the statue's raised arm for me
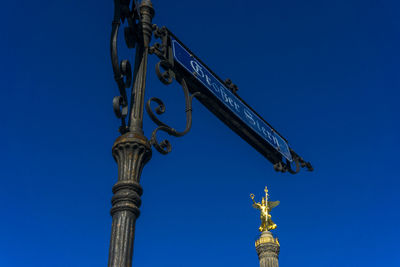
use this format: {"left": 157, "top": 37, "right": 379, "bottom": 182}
{"left": 250, "top": 193, "right": 262, "bottom": 210}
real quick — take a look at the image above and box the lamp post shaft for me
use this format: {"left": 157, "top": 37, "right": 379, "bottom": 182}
{"left": 108, "top": 1, "right": 154, "bottom": 266}
{"left": 129, "top": 1, "right": 154, "bottom": 133}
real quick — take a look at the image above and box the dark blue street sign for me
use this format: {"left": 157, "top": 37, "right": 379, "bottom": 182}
{"left": 171, "top": 38, "right": 293, "bottom": 162}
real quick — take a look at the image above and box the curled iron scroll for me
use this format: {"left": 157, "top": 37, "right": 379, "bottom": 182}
{"left": 289, "top": 149, "right": 313, "bottom": 173}
{"left": 112, "top": 60, "right": 132, "bottom": 119}
{"left": 155, "top": 61, "right": 174, "bottom": 85}
{"left": 146, "top": 78, "right": 200, "bottom": 154}
{"left": 286, "top": 157, "right": 301, "bottom": 174}
{"left": 149, "top": 25, "right": 175, "bottom": 85}
{"left": 274, "top": 150, "right": 313, "bottom": 174}
{"left": 110, "top": 0, "right": 140, "bottom": 133}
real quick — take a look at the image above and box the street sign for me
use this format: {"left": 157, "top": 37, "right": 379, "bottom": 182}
{"left": 171, "top": 38, "right": 293, "bottom": 162}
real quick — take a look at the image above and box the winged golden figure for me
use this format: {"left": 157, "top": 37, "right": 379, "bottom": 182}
{"left": 250, "top": 186, "right": 280, "bottom": 232}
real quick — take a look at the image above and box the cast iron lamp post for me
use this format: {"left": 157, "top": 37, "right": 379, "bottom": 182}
{"left": 109, "top": 0, "right": 201, "bottom": 264}
{"left": 108, "top": 1, "right": 154, "bottom": 266}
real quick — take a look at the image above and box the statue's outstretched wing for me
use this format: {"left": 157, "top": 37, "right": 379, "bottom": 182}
{"left": 268, "top": 200, "right": 280, "bottom": 211}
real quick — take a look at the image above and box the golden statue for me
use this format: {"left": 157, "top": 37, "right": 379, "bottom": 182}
{"left": 250, "top": 186, "right": 280, "bottom": 232}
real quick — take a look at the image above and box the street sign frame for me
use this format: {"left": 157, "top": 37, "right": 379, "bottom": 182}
{"left": 171, "top": 37, "right": 293, "bottom": 162}
{"left": 149, "top": 27, "right": 312, "bottom": 173}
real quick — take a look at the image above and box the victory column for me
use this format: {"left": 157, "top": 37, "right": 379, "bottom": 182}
{"left": 251, "top": 187, "right": 280, "bottom": 267}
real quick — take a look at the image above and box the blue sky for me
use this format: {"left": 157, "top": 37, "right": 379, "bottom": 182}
{"left": 1, "top": 0, "right": 399, "bottom": 266}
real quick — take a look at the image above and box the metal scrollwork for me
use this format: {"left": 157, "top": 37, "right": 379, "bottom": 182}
{"left": 290, "top": 150, "right": 313, "bottom": 172}
{"left": 273, "top": 150, "right": 313, "bottom": 174}
{"left": 150, "top": 25, "right": 175, "bottom": 85}
{"left": 155, "top": 61, "right": 174, "bottom": 85}
{"left": 145, "top": 26, "right": 200, "bottom": 154}
{"left": 111, "top": 0, "right": 141, "bottom": 133}
{"left": 285, "top": 157, "right": 301, "bottom": 174}
{"left": 146, "top": 78, "right": 200, "bottom": 154}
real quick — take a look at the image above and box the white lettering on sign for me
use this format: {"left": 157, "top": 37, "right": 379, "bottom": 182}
{"left": 191, "top": 58, "right": 284, "bottom": 152}
{"left": 173, "top": 39, "right": 292, "bottom": 161}
{"left": 193, "top": 59, "right": 244, "bottom": 115}
{"left": 212, "top": 83, "right": 220, "bottom": 93}
{"left": 205, "top": 73, "right": 212, "bottom": 86}
{"left": 244, "top": 108, "right": 255, "bottom": 126}
{"left": 190, "top": 60, "right": 204, "bottom": 78}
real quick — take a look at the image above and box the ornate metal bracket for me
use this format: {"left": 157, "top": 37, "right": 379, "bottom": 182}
{"left": 273, "top": 150, "right": 313, "bottom": 174}
{"left": 147, "top": 25, "right": 200, "bottom": 154}
{"left": 110, "top": 0, "right": 141, "bottom": 134}
{"left": 150, "top": 25, "right": 175, "bottom": 85}
{"left": 146, "top": 79, "right": 200, "bottom": 154}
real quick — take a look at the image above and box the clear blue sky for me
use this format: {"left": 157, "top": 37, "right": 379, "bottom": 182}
{"left": 1, "top": 0, "right": 399, "bottom": 266}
